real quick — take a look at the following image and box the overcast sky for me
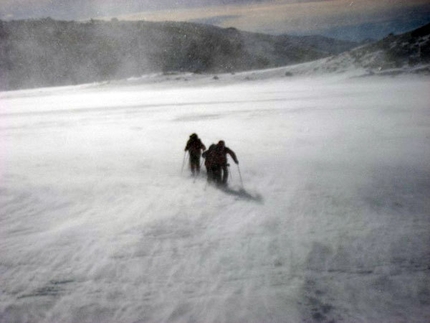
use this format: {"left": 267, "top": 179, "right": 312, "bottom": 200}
{"left": 1, "top": 0, "right": 430, "bottom": 41}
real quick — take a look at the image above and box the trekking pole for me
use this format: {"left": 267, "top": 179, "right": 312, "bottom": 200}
{"left": 237, "top": 164, "right": 244, "bottom": 189}
{"left": 181, "top": 152, "right": 187, "bottom": 174}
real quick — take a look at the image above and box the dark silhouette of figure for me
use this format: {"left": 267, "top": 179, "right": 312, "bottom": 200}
{"left": 202, "top": 144, "right": 216, "bottom": 182}
{"left": 203, "top": 140, "right": 238, "bottom": 185}
{"left": 185, "top": 133, "right": 206, "bottom": 176}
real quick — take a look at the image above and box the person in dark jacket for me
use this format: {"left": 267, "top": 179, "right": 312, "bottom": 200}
{"left": 185, "top": 133, "right": 206, "bottom": 176}
{"left": 202, "top": 143, "right": 216, "bottom": 182}
{"left": 203, "top": 140, "right": 238, "bottom": 185}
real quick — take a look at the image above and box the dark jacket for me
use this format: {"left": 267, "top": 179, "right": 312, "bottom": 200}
{"left": 203, "top": 144, "right": 238, "bottom": 167}
{"left": 202, "top": 144, "right": 216, "bottom": 167}
{"left": 185, "top": 137, "right": 206, "bottom": 156}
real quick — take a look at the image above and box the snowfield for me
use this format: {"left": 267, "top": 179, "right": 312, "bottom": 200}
{"left": 1, "top": 71, "right": 430, "bottom": 323}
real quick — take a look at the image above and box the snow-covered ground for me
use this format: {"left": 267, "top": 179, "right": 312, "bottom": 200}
{"left": 1, "top": 70, "right": 430, "bottom": 323}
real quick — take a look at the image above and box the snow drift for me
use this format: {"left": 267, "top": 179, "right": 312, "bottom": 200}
{"left": 1, "top": 70, "right": 429, "bottom": 323}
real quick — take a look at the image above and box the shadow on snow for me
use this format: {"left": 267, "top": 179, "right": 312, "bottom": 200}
{"left": 219, "top": 186, "right": 264, "bottom": 204}
{"left": 183, "top": 173, "right": 264, "bottom": 203}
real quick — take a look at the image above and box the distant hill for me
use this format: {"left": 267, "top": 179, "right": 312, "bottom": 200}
{"left": 355, "top": 22, "right": 430, "bottom": 72}
{"left": 0, "top": 19, "right": 358, "bottom": 90}
{"left": 283, "top": 22, "right": 430, "bottom": 77}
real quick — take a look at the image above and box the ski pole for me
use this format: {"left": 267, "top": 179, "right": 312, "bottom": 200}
{"left": 237, "top": 164, "right": 244, "bottom": 188}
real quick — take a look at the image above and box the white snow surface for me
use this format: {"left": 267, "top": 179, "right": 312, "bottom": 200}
{"left": 1, "top": 70, "right": 430, "bottom": 323}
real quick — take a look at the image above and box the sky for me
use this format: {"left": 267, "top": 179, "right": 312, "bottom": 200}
{"left": 1, "top": 0, "right": 430, "bottom": 41}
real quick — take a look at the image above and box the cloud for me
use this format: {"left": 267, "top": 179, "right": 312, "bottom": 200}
{"left": 190, "top": 0, "right": 430, "bottom": 40}
{"left": 0, "top": 1, "right": 401, "bottom": 20}
{"left": 0, "top": 0, "right": 272, "bottom": 20}
{"left": 1, "top": 0, "right": 429, "bottom": 41}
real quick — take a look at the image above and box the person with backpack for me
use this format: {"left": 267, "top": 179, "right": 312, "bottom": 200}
{"left": 202, "top": 143, "right": 216, "bottom": 182}
{"left": 184, "top": 133, "right": 206, "bottom": 176}
{"left": 203, "top": 140, "right": 238, "bottom": 185}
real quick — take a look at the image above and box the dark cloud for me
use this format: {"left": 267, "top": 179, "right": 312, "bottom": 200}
{"left": 1, "top": 0, "right": 430, "bottom": 42}
{"left": 0, "top": 1, "right": 332, "bottom": 20}
{"left": 0, "top": 1, "right": 274, "bottom": 20}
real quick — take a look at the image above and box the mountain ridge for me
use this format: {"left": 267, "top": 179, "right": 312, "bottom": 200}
{"left": 0, "top": 18, "right": 357, "bottom": 91}
{"left": 1, "top": 19, "right": 429, "bottom": 91}
{"left": 281, "top": 22, "right": 430, "bottom": 77}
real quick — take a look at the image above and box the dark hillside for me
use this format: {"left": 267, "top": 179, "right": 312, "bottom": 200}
{"left": 350, "top": 22, "right": 430, "bottom": 71}
{"left": 0, "top": 19, "right": 358, "bottom": 90}
{"left": 291, "top": 22, "right": 430, "bottom": 76}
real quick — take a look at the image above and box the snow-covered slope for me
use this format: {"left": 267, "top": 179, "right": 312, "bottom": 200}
{"left": 278, "top": 23, "right": 430, "bottom": 78}
{"left": 1, "top": 71, "right": 429, "bottom": 323}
